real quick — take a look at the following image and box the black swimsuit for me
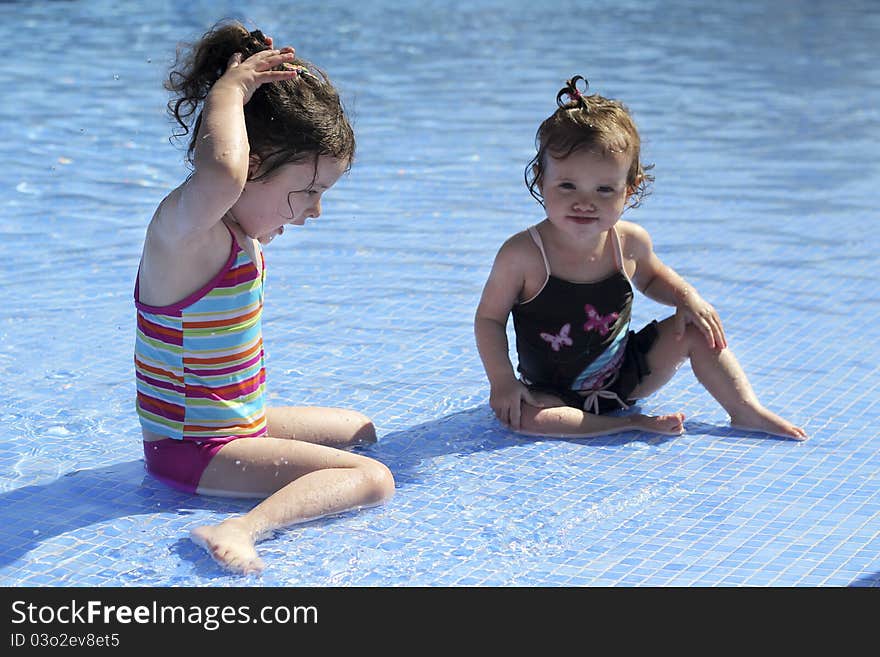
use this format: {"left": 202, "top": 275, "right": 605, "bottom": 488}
{"left": 511, "top": 225, "right": 659, "bottom": 414}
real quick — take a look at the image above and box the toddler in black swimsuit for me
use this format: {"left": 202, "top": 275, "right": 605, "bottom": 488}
{"left": 474, "top": 76, "right": 806, "bottom": 440}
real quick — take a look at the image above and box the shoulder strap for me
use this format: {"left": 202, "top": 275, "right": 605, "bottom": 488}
{"left": 609, "top": 226, "right": 628, "bottom": 278}
{"left": 221, "top": 218, "right": 242, "bottom": 254}
{"left": 527, "top": 225, "right": 552, "bottom": 277}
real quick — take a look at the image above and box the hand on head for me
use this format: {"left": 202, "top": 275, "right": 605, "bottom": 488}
{"left": 223, "top": 47, "right": 299, "bottom": 103}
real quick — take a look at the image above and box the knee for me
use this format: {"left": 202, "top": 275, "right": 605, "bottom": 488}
{"left": 347, "top": 411, "right": 377, "bottom": 445}
{"left": 681, "top": 323, "right": 718, "bottom": 357}
{"left": 665, "top": 322, "right": 705, "bottom": 357}
{"left": 683, "top": 323, "right": 703, "bottom": 344}
{"left": 359, "top": 459, "right": 396, "bottom": 505}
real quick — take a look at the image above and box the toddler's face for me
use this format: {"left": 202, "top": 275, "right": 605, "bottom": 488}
{"left": 539, "top": 148, "right": 631, "bottom": 234}
{"left": 233, "top": 155, "right": 348, "bottom": 245}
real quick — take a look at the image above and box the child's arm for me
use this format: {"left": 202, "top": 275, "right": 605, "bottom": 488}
{"left": 156, "top": 48, "right": 299, "bottom": 243}
{"left": 475, "top": 239, "right": 545, "bottom": 429}
{"left": 624, "top": 222, "right": 727, "bottom": 350}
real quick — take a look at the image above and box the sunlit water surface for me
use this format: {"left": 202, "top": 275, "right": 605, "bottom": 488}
{"left": 1, "top": 0, "right": 878, "bottom": 586}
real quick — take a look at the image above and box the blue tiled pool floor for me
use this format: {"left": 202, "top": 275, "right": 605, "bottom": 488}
{"left": 1, "top": 0, "right": 879, "bottom": 586}
{"left": 2, "top": 286, "right": 879, "bottom": 586}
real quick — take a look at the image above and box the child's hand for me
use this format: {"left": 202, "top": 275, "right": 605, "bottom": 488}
{"left": 217, "top": 47, "right": 299, "bottom": 104}
{"left": 674, "top": 292, "right": 727, "bottom": 350}
{"left": 490, "top": 379, "right": 546, "bottom": 431}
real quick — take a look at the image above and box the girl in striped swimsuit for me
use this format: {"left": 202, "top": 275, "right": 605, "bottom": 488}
{"left": 134, "top": 21, "right": 394, "bottom": 574}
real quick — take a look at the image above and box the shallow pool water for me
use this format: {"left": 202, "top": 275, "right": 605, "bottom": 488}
{"left": 1, "top": 0, "right": 879, "bottom": 586}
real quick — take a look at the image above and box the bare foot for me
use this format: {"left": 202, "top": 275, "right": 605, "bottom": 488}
{"left": 636, "top": 412, "right": 686, "bottom": 436}
{"left": 190, "top": 517, "right": 265, "bottom": 575}
{"left": 730, "top": 405, "right": 807, "bottom": 441}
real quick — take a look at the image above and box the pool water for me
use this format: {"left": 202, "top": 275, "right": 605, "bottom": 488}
{"left": 1, "top": 0, "right": 879, "bottom": 586}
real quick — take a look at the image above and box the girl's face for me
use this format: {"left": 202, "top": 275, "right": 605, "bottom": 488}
{"left": 538, "top": 148, "right": 632, "bottom": 238}
{"left": 230, "top": 155, "right": 348, "bottom": 245}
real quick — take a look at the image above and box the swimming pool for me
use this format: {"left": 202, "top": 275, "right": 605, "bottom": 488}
{"left": 1, "top": 0, "right": 879, "bottom": 586}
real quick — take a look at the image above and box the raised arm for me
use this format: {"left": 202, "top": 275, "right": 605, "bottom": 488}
{"left": 157, "top": 48, "right": 299, "bottom": 242}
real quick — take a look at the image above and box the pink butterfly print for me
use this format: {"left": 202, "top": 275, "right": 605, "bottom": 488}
{"left": 540, "top": 323, "right": 574, "bottom": 352}
{"left": 583, "top": 304, "right": 618, "bottom": 336}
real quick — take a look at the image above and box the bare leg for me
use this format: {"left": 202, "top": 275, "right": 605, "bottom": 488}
{"left": 190, "top": 407, "right": 394, "bottom": 574}
{"left": 266, "top": 406, "right": 377, "bottom": 447}
{"left": 629, "top": 317, "right": 807, "bottom": 440}
{"left": 515, "top": 391, "right": 686, "bottom": 439}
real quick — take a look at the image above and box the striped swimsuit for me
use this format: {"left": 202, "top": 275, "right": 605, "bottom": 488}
{"left": 134, "top": 224, "right": 267, "bottom": 492}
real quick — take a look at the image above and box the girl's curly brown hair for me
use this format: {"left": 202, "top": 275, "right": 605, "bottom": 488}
{"left": 525, "top": 76, "right": 653, "bottom": 209}
{"left": 165, "top": 19, "right": 355, "bottom": 182}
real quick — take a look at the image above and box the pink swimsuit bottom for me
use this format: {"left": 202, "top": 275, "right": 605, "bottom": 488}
{"left": 143, "top": 437, "right": 241, "bottom": 494}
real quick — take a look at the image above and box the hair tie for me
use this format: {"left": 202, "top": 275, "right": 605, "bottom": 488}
{"left": 281, "top": 62, "right": 319, "bottom": 80}
{"left": 556, "top": 75, "right": 590, "bottom": 109}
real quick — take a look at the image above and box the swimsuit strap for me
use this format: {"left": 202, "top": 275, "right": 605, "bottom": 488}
{"left": 525, "top": 224, "right": 629, "bottom": 287}
{"left": 517, "top": 226, "right": 552, "bottom": 305}
{"left": 527, "top": 225, "right": 552, "bottom": 277}
{"left": 134, "top": 218, "right": 242, "bottom": 305}
{"left": 221, "top": 218, "right": 243, "bottom": 254}
{"left": 609, "top": 226, "right": 629, "bottom": 280}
